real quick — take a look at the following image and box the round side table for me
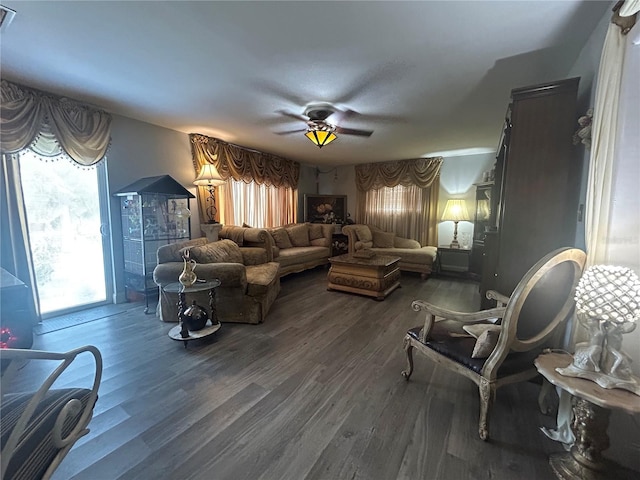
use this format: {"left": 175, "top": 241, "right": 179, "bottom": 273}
{"left": 535, "top": 352, "right": 640, "bottom": 480}
{"left": 163, "top": 280, "right": 221, "bottom": 347}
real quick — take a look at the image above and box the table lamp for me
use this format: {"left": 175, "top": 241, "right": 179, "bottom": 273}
{"left": 441, "top": 199, "right": 470, "bottom": 249}
{"left": 557, "top": 264, "right": 640, "bottom": 395}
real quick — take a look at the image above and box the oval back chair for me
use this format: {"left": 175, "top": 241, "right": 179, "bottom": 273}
{"left": 402, "top": 247, "right": 587, "bottom": 440}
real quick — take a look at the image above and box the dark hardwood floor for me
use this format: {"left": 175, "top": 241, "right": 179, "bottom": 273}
{"left": 9, "top": 268, "right": 634, "bottom": 479}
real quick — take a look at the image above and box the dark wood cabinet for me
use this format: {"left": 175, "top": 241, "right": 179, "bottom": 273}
{"left": 469, "top": 182, "right": 495, "bottom": 278}
{"left": 480, "top": 78, "right": 582, "bottom": 306}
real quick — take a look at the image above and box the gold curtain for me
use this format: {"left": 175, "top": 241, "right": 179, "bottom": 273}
{"left": 354, "top": 157, "right": 442, "bottom": 191}
{"left": 354, "top": 157, "right": 442, "bottom": 246}
{"left": 0, "top": 80, "right": 111, "bottom": 165}
{"left": 190, "top": 133, "right": 300, "bottom": 223}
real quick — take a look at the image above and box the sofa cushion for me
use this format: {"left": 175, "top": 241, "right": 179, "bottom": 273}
{"left": 372, "top": 231, "right": 395, "bottom": 248}
{"left": 286, "top": 224, "right": 310, "bottom": 247}
{"left": 157, "top": 237, "right": 208, "bottom": 264}
{"left": 188, "top": 239, "right": 243, "bottom": 264}
{"left": 308, "top": 223, "right": 324, "bottom": 241}
{"left": 370, "top": 246, "right": 437, "bottom": 265}
{"left": 354, "top": 225, "right": 373, "bottom": 243}
{"left": 310, "top": 238, "right": 330, "bottom": 248}
{"left": 269, "top": 227, "right": 293, "bottom": 249}
{"left": 240, "top": 247, "right": 268, "bottom": 266}
{"left": 276, "top": 246, "right": 329, "bottom": 268}
{"left": 393, "top": 236, "right": 421, "bottom": 249}
{"left": 245, "top": 262, "right": 280, "bottom": 297}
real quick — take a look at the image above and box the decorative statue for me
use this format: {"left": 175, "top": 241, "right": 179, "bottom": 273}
{"left": 179, "top": 250, "right": 198, "bottom": 287}
{"left": 557, "top": 265, "right": 640, "bottom": 395}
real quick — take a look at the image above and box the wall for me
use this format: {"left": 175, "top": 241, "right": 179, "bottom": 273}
{"left": 106, "top": 115, "right": 195, "bottom": 302}
{"left": 438, "top": 152, "right": 495, "bottom": 247}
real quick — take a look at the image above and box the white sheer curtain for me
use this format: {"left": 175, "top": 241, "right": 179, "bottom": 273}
{"left": 362, "top": 185, "right": 429, "bottom": 242}
{"left": 218, "top": 179, "right": 297, "bottom": 228}
{"left": 544, "top": 5, "right": 639, "bottom": 446}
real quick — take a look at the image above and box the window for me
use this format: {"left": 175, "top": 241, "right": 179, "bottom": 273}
{"left": 220, "top": 179, "right": 297, "bottom": 228}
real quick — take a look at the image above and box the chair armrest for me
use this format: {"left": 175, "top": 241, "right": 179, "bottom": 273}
{"left": 411, "top": 299, "right": 506, "bottom": 341}
{"left": 1, "top": 345, "right": 102, "bottom": 477}
{"left": 243, "top": 228, "right": 274, "bottom": 262}
{"left": 486, "top": 290, "right": 510, "bottom": 307}
{"left": 154, "top": 262, "right": 248, "bottom": 288}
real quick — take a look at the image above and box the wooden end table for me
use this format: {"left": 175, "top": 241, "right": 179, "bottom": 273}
{"left": 535, "top": 352, "right": 640, "bottom": 480}
{"left": 327, "top": 254, "right": 401, "bottom": 300}
{"left": 163, "top": 280, "right": 221, "bottom": 347}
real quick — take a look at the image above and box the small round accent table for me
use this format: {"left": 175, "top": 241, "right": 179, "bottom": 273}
{"left": 535, "top": 352, "right": 640, "bottom": 480}
{"left": 163, "top": 280, "right": 221, "bottom": 347}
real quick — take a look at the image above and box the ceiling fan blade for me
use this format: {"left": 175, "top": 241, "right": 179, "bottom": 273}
{"left": 275, "top": 128, "right": 307, "bottom": 135}
{"left": 252, "top": 80, "right": 308, "bottom": 106}
{"left": 276, "top": 109, "right": 308, "bottom": 123}
{"left": 335, "top": 127, "right": 373, "bottom": 137}
{"left": 338, "top": 107, "right": 404, "bottom": 123}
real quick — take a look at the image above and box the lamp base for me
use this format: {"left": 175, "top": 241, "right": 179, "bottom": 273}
{"left": 449, "top": 240, "right": 460, "bottom": 249}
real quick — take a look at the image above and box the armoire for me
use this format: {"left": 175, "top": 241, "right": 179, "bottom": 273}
{"left": 480, "top": 77, "right": 582, "bottom": 308}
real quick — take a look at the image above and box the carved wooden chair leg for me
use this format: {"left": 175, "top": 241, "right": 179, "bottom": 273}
{"left": 478, "top": 379, "right": 495, "bottom": 441}
{"left": 401, "top": 336, "right": 414, "bottom": 380}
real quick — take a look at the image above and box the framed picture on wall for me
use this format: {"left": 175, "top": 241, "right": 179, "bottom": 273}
{"left": 304, "top": 194, "right": 347, "bottom": 223}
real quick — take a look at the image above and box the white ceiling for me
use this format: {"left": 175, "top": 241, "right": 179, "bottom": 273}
{"left": 0, "top": 1, "right": 610, "bottom": 166}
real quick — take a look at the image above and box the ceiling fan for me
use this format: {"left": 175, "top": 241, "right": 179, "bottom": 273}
{"left": 275, "top": 102, "right": 373, "bottom": 148}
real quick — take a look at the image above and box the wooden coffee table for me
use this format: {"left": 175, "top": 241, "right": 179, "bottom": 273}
{"left": 327, "top": 254, "right": 401, "bottom": 300}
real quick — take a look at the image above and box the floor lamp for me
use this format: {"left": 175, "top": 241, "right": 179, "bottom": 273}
{"left": 441, "top": 199, "right": 470, "bottom": 249}
{"left": 194, "top": 163, "right": 225, "bottom": 224}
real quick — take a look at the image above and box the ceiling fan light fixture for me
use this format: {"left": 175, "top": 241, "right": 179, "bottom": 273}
{"left": 305, "top": 121, "right": 337, "bottom": 148}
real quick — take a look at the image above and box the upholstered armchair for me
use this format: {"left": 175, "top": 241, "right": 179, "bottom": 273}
{"left": 402, "top": 248, "right": 586, "bottom": 440}
{"left": 153, "top": 236, "right": 280, "bottom": 324}
{"left": 1, "top": 345, "right": 102, "bottom": 480}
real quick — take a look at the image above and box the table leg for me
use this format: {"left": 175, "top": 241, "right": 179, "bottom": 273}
{"left": 209, "top": 287, "right": 219, "bottom": 325}
{"left": 549, "top": 397, "right": 635, "bottom": 480}
{"left": 177, "top": 292, "right": 189, "bottom": 341}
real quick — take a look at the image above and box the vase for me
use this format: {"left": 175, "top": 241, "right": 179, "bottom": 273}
{"left": 183, "top": 300, "right": 209, "bottom": 331}
{"left": 179, "top": 257, "right": 198, "bottom": 287}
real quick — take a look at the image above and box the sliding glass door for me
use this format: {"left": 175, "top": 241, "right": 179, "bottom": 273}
{"left": 18, "top": 151, "right": 112, "bottom": 317}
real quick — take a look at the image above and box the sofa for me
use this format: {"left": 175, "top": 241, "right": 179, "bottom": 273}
{"left": 219, "top": 223, "right": 335, "bottom": 277}
{"left": 153, "top": 234, "right": 280, "bottom": 324}
{"left": 342, "top": 224, "right": 437, "bottom": 279}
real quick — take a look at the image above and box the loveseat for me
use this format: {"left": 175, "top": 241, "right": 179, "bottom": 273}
{"left": 219, "top": 223, "right": 334, "bottom": 277}
{"left": 153, "top": 234, "right": 280, "bottom": 324}
{"left": 342, "top": 224, "right": 437, "bottom": 279}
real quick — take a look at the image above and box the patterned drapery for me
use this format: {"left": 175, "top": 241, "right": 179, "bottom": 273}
{"left": 0, "top": 80, "right": 111, "bottom": 165}
{"left": 354, "top": 157, "right": 443, "bottom": 192}
{"left": 190, "top": 133, "right": 300, "bottom": 223}
{"left": 190, "top": 133, "right": 300, "bottom": 188}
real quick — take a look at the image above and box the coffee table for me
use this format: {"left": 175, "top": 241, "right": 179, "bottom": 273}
{"left": 163, "top": 280, "right": 221, "bottom": 347}
{"left": 327, "top": 254, "right": 401, "bottom": 300}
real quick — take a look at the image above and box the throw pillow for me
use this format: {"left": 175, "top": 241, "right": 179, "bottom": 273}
{"left": 354, "top": 240, "right": 373, "bottom": 251}
{"left": 269, "top": 227, "right": 293, "bottom": 249}
{"left": 354, "top": 225, "right": 372, "bottom": 243}
{"left": 286, "top": 224, "right": 310, "bottom": 247}
{"left": 463, "top": 324, "right": 502, "bottom": 359}
{"left": 372, "top": 231, "right": 395, "bottom": 248}
{"left": 189, "top": 239, "right": 243, "bottom": 264}
{"left": 308, "top": 223, "right": 324, "bottom": 241}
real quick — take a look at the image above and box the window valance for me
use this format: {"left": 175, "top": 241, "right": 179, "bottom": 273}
{"left": 354, "top": 157, "right": 443, "bottom": 191}
{"left": 190, "top": 133, "right": 300, "bottom": 190}
{"left": 0, "top": 80, "right": 111, "bottom": 166}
